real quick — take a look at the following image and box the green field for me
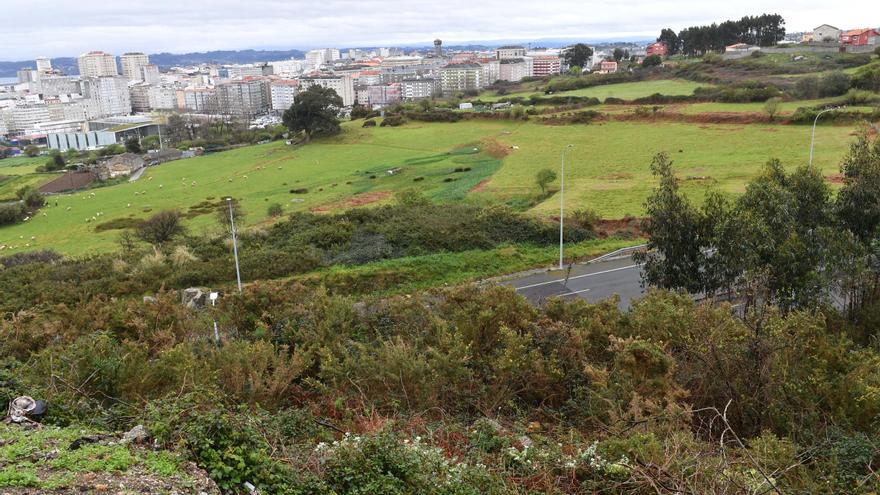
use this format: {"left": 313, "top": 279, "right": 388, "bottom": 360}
{"left": 0, "top": 155, "right": 45, "bottom": 175}
{"left": 0, "top": 115, "right": 858, "bottom": 256}
{"left": 478, "top": 79, "right": 709, "bottom": 102}
{"left": 0, "top": 173, "right": 61, "bottom": 201}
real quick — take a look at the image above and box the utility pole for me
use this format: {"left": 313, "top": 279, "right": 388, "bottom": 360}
{"left": 227, "top": 198, "right": 242, "bottom": 293}
{"left": 559, "top": 144, "right": 573, "bottom": 270}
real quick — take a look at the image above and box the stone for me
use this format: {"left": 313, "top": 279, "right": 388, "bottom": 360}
{"left": 143, "top": 296, "right": 157, "bottom": 304}
{"left": 122, "top": 424, "right": 149, "bottom": 444}
{"left": 182, "top": 288, "right": 207, "bottom": 309}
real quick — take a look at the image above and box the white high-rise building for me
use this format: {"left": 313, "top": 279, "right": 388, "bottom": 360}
{"left": 305, "top": 50, "right": 326, "bottom": 69}
{"left": 36, "top": 57, "right": 52, "bottom": 73}
{"left": 140, "top": 64, "right": 161, "bottom": 85}
{"left": 120, "top": 53, "right": 150, "bottom": 81}
{"left": 270, "top": 80, "right": 299, "bottom": 113}
{"left": 78, "top": 51, "right": 118, "bottom": 77}
{"left": 80, "top": 76, "right": 131, "bottom": 117}
{"left": 300, "top": 75, "right": 355, "bottom": 106}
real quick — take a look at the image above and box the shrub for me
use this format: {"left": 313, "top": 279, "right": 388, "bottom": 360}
{"left": 267, "top": 203, "right": 283, "bottom": 217}
{"left": 0, "top": 250, "right": 62, "bottom": 269}
{"left": 136, "top": 210, "right": 185, "bottom": 246}
{"left": 0, "top": 203, "right": 24, "bottom": 226}
{"left": 642, "top": 54, "right": 662, "bottom": 67}
{"left": 362, "top": 119, "right": 377, "bottom": 127}
{"left": 819, "top": 72, "right": 852, "bottom": 97}
{"left": 380, "top": 115, "right": 406, "bottom": 127}
{"left": 16, "top": 186, "right": 45, "bottom": 209}
{"left": 290, "top": 188, "right": 308, "bottom": 194}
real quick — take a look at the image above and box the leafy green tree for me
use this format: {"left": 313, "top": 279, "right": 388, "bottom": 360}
{"left": 535, "top": 168, "right": 557, "bottom": 195}
{"left": 836, "top": 129, "right": 880, "bottom": 243}
{"left": 642, "top": 55, "right": 662, "bottom": 68}
{"left": 613, "top": 48, "right": 625, "bottom": 62}
{"left": 657, "top": 28, "right": 680, "bottom": 55}
{"left": 125, "top": 138, "right": 142, "bottom": 154}
{"left": 44, "top": 153, "right": 65, "bottom": 171}
{"left": 282, "top": 85, "right": 343, "bottom": 143}
{"left": 563, "top": 44, "right": 594, "bottom": 69}
{"left": 23, "top": 145, "right": 40, "bottom": 157}
{"left": 635, "top": 153, "right": 707, "bottom": 293}
{"left": 763, "top": 97, "right": 782, "bottom": 120}
{"left": 569, "top": 66, "right": 582, "bottom": 76}
{"left": 137, "top": 210, "right": 185, "bottom": 246}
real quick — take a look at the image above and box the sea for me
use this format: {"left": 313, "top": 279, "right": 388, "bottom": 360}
{"left": 0, "top": 77, "right": 17, "bottom": 85}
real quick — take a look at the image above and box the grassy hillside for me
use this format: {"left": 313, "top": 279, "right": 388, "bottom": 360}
{"left": 0, "top": 116, "right": 857, "bottom": 256}
{"left": 478, "top": 78, "right": 708, "bottom": 102}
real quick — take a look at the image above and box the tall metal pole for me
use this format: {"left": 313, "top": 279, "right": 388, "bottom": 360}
{"left": 559, "top": 145, "right": 572, "bottom": 270}
{"left": 227, "top": 198, "right": 242, "bottom": 293}
{"left": 809, "top": 106, "right": 842, "bottom": 167}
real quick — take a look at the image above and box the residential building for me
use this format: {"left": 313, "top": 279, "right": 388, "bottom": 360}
{"left": 439, "top": 63, "right": 484, "bottom": 95}
{"left": 305, "top": 50, "right": 326, "bottom": 69}
{"left": 141, "top": 64, "right": 161, "bottom": 85}
{"left": 129, "top": 84, "right": 152, "bottom": 112}
{"left": 78, "top": 51, "right": 118, "bottom": 77}
{"left": 97, "top": 153, "right": 145, "bottom": 179}
{"left": 300, "top": 75, "right": 355, "bottom": 106}
{"left": 813, "top": 24, "right": 841, "bottom": 43}
{"left": 148, "top": 86, "right": 177, "bottom": 110}
{"left": 226, "top": 64, "right": 266, "bottom": 80}
{"left": 216, "top": 78, "right": 271, "bottom": 118}
{"left": 480, "top": 59, "right": 501, "bottom": 85}
{"left": 79, "top": 76, "right": 131, "bottom": 117}
{"left": 401, "top": 78, "right": 439, "bottom": 100}
{"left": 182, "top": 87, "right": 218, "bottom": 113}
{"left": 380, "top": 56, "right": 423, "bottom": 68}
{"left": 841, "top": 28, "right": 880, "bottom": 46}
{"left": 17, "top": 69, "right": 38, "bottom": 84}
{"left": 499, "top": 59, "right": 529, "bottom": 82}
{"left": 357, "top": 70, "right": 382, "bottom": 86}
{"left": 597, "top": 60, "right": 618, "bottom": 74}
{"left": 496, "top": 46, "right": 527, "bottom": 60}
{"left": 366, "top": 83, "right": 401, "bottom": 106}
{"left": 10, "top": 104, "right": 50, "bottom": 134}
{"left": 530, "top": 55, "right": 562, "bottom": 77}
{"left": 268, "top": 59, "right": 304, "bottom": 77}
{"left": 646, "top": 42, "right": 668, "bottom": 57}
{"left": 120, "top": 52, "right": 150, "bottom": 81}
{"left": 35, "top": 57, "right": 52, "bottom": 74}
{"left": 270, "top": 80, "right": 299, "bottom": 112}
{"left": 37, "top": 76, "right": 78, "bottom": 97}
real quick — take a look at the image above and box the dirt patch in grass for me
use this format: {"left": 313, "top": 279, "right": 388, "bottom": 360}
{"left": 311, "top": 191, "right": 393, "bottom": 213}
{"left": 479, "top": 138, "right": 511, "bottom": 159}
{"left": 826, "top": 173, "right": 845, "bottom": 184}
{"left": 613, "top": 111, "right": 768, "bottom": 125}
{"left": 469, "top": 179, "right": 491, "bottom": 193}
{"left": 595, "top": 217, "right": 644, "bottom": 239}
{"left": 38, "top": 171, "right": 98, "bottom": 193}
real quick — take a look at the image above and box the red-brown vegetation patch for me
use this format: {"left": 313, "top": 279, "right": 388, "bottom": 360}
{"left": 826, "top": 173, "right": 845, "bottom": 184}
{"left": 311, "top": 190, "right": 392, "bottom": 213}
{"left": 598, "top": 172, "right": 634, "bottom": 181}
{"left": 595, "top": 217, "right": 644, "bottom": 238}
{"left": 480, "top": 138, "right": 511, "bottom": 159}
{"left": 469, "top": 179, "right": 491, "bottom": 193}
{"left": 38, "top": 170, "right": 97, "bottom": 193}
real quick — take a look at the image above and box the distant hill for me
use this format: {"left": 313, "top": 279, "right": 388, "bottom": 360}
{"left": 0, "top": 49, "right": 306, "bottom": 77}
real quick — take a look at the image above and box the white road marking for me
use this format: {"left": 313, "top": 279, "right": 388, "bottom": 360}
{"left": 560, "top": 288, "right": 592, "bottom": 296}
{"left": 514, "top": 264, "right": 642, "bottom": 291}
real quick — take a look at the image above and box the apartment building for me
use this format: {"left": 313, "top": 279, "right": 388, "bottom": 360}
{"left": 182, "top": 87, "right": 218, "bottom": 114}
{"left": 300, "top": 75, "right": 355, "bottom": 106}
{"left": 530, "top": 55, "right": 562, "bottom": 77}
{"left": 496, "top": 46, "right": 527, "bottom": 60}
{"left": 216, "top": 78, "right": 271, "bottom": 118}
{"left": 79, "top": 76, "right": 131, "bottom": 117}
{"left": 499, "top": 59, "right": 530, "bottom": 82}
{"left": 439, "top": 63, "right": 484, "bottom": 95}
{"left": 78, "top": 51, "right": 118, "bottom": 77}
{"left": 120, "top": 53, "right": 150, "bottom": 81}
{"left": 270, "top": 80, "right": 299, "bottom": 113}
{"left": 141, "top": 64, "right": 161, "bottom": 85}
{"left": 401, "top": 78, "right": 439, "bottom": 100}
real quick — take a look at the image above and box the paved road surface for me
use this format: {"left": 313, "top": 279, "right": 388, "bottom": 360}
{"left": 502, "top": 255, "right": 645, "bottom": 310}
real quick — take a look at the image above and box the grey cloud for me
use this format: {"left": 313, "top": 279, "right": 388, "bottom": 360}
{"left": 2, "top": 0, "right": 877, "bottom": 59}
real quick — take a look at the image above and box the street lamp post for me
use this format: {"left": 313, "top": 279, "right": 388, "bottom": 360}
{"left": 809, "top": 106, "right": 843, "bottom": 167}
{"left": 227, "top": 198, "right": 242, "bottom": 293}
{"left": 559, "top": 144, "right": 573, "bottom": 270}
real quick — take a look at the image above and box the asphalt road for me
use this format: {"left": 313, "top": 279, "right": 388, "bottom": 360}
{"left": 501, "top": 255, "right": 645, "bottom": 310}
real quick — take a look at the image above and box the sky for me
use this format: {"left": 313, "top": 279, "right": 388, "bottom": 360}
{"left": 2, "top": 0, "right": 878, "bottom": 60}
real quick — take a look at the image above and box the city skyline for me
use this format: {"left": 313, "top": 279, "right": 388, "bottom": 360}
{"left": 2, "top": 0, "right": 877, "bottom": 60}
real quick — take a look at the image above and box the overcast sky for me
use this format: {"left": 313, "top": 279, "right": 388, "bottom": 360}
{"left": 2, "top": 0, "right": 878, "bottom": 60}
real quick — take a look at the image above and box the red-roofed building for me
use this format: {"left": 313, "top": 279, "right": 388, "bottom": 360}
{"left": 840, "top": 28, "right": 879, "bottom": 46}
{"left": 646, "top": 42, "right": 668, "bottom": 57}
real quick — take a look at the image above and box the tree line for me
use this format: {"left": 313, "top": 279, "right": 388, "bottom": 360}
{"left": 658, "top": 14, "right": 786, "bottom": 56}
{"left": 637, "top": 127, "right": 880, "bottom": 324}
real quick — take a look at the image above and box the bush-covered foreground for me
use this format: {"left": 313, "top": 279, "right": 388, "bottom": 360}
{"left": 4, "top": 279, "right": 880, "bottom": 493}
